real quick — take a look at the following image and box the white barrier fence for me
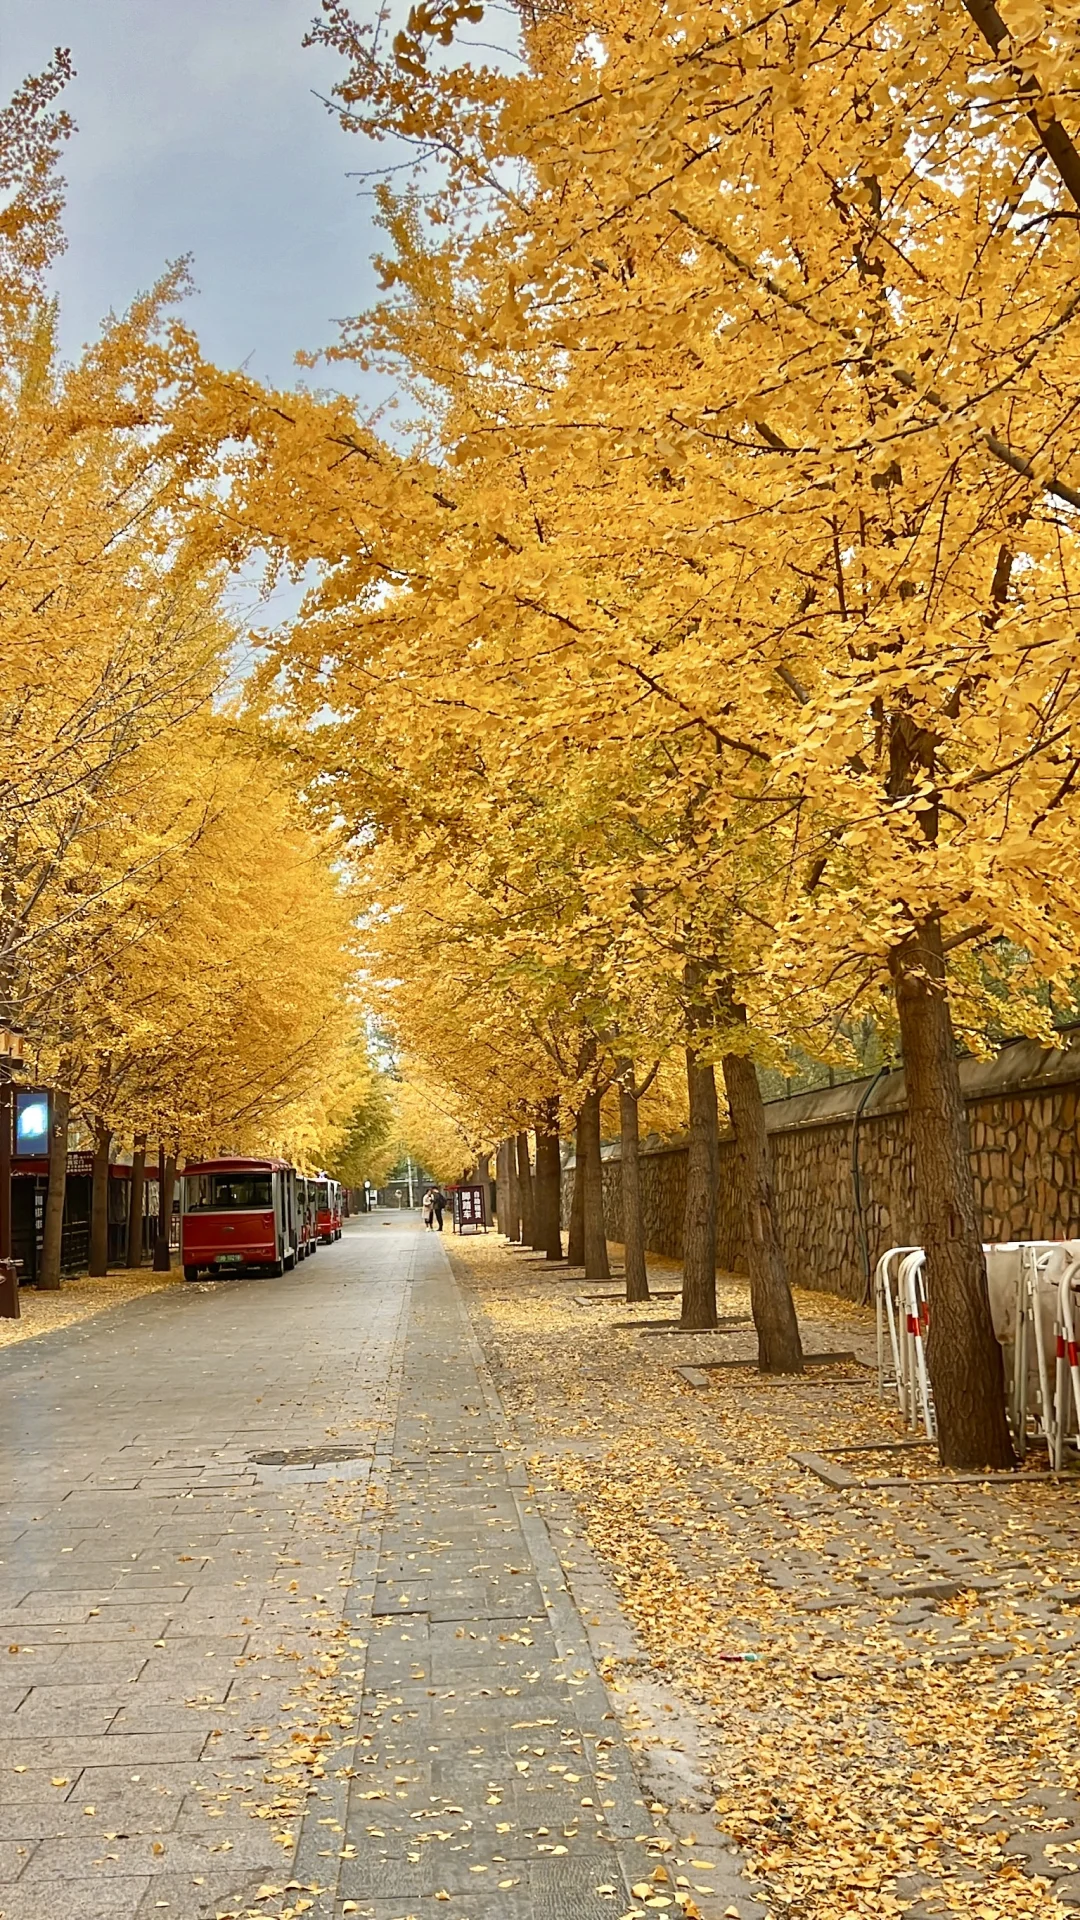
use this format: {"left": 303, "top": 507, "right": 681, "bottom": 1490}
{"left": 875, "top": 1239, "right": 1080, "bottom": 1464}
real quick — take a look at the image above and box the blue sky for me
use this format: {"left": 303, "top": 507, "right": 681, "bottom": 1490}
{"left": 0, "top": 0, "right": 381, "bottom": 399}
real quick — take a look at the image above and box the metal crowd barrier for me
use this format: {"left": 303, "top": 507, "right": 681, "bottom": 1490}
{"left": 875, "top": 1245, "right": 932, "bottom": 1436}
{"left": 875, "top": 1239, "right": 1080, "bottom": 1461}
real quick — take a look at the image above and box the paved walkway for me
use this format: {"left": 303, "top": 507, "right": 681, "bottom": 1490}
{"left": 0, "top": 1218, "right": 677, "bottom": 1920}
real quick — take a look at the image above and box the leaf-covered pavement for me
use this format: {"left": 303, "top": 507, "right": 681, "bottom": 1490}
{"left": 450, "top": 1235, "right": 1080, "bottom": 1920}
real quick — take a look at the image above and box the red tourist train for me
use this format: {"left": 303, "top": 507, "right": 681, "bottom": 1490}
{"left": 314, "top": 1174, "right": 342, "bottom": 1244}
{"left": 180, "top": 1158, "right": 339, "bottom": 1281}
{"left": 298, "top": 1175, "right": 319, "bottom": 1259}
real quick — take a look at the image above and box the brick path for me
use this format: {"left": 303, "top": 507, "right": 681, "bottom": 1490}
{"left": 0, "top": 1219, "right": 735, "bottom": 1920}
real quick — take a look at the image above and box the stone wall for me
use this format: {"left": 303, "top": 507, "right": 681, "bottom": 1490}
{"left": 577, "top": 1033, "right": 1080, "bottom": 1302}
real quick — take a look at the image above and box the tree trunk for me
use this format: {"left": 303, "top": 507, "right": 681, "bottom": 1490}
{"left": 721, "top": 1046, "right": 803, "bottom": 1373}
{"left": 568, "top": 1109, "right": 586, "bottom": 1266}
{"left": 889, "top": 918, "right": 1013, "bottom": 1468}
{"left": 682, "top": 1043, "right": 719, "bottom": 1329}
{"left": 534, "top": 1105, "right": 563, "bottom": 1261}
{"left": 529, "top": 1135, "right": 545, "bottom": 1250}
{"left": 476, "top": 1150, "right": 493, "bottom": 1228}
{"left": 127, "top": 1136, "right": 146, "bottom": 1269}
{"left": 38, "top": 1084, "right": 71, "bottom": 1291}
{"left": 153, "top": 1149, "right": 176, "bottom": 1272}
{"left": 505, "top": 1135, "right": 521, "bottom": 1241}
{"left": 618, "top": 1073, "right": 649, "bottom": 1303}
{"left": 89, "top": 1119, "right": 111, "bottom": 1276}
{"left": 516, "top": 1132, "right": 535, "bottom": 1248}
{"left": 495, "top": 1140, "right": 511, "bottom": 1236}
{"left": 580, "top": 1087, "right": 611, "bottom": 1281}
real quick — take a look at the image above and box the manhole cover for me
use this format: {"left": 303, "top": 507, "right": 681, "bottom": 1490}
{"left": 251, "top": 1445, "right": 369, "bottom": 1468}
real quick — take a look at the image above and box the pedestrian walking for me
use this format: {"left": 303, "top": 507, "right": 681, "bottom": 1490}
{"left": 432, "top": 1188, "right": 445, "bottom": 1232}
{"left": 422, "top": 1189, "right": 436, "bottom": 1230}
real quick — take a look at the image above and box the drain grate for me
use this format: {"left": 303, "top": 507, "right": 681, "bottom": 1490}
{"left": 251, "top": 1444, "right": 369, "bottom": 1468}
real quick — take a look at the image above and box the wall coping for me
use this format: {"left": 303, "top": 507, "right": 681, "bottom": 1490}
{"left": 576, "top": 1029, "right": 1080, "bottom": 1164}
{"left": 752, "top": 1030, "right": 1080, "bottom": 1138}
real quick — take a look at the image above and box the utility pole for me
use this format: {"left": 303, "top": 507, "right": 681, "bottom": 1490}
{"left": 406, "top": 1155, "right": 415, "bottom": 1209}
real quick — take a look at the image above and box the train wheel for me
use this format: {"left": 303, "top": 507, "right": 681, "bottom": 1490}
{"left": 270, "top": 1258, "right": 284, "bottom": 1276}
{"left": 183, "top": 1265, "right": 199, "bottom": 1283}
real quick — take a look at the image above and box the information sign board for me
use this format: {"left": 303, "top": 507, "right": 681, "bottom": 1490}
{"left": 15, "top": 1089, "right": 50, "bottom": 1158}
{"left": 454, "top": 1184, "right": 487, "bottom": 1234}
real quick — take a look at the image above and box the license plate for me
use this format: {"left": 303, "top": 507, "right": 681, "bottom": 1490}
{"left": 216, "top": 1254, "right": 244, "bottom": 1265}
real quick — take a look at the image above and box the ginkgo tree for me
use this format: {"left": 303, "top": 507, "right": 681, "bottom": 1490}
{"left": 233, "top": 0, "right": 1080, "bottom": 1467}
{"left": 0, "top": 51, "right": 381, "bottom": 1290}
{"left": 359, "top": 833, "right": 590, "bottom": 1256}
{"left": 28, "top": 695, "right": 370, "bottom": 1282}
{"left": 279, "top": 554, "right": 815, "bottom": 1343}
{"left": 217, "top": 234, "right": 820, "bottom": 1350}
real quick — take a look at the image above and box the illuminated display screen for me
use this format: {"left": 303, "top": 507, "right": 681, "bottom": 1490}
{"left": 15, "top": 1091, "right": 50, "bottom": 1157}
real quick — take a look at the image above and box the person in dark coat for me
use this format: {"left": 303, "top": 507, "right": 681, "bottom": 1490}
{"left": 432, "top": 1188, "right": 445, "bottom": 1232}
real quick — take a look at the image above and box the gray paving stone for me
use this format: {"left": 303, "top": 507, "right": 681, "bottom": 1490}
{"left": 0, "top": 1794, "right": 182, "bottom": 1840}
{"left": 0, "top": 1732, "right": 208, "bottom": 1767}
{"left": 10, "top": 1589, "right": 106, "bottom": 1619}
{"left": 38, "top": 1652, "right": 149, "bottom": 1684}
{"left": 0, "top": 1878, "right": 150, "bottom": 1918}
{"left": 20, "top": 1829, "right": 277, "bottom": 1880}
{"left": 73, "top": 1762, "right": 212, "bottom": 1801}
{"left": 11, "top": 1697, "right": 119, "bottom": 1735}
{"left": 0, "top": 1838, "right": 36, "bottom": 1880}
{"left": 528, "top": 1855, "right": 632, "bottom": 1916}
{"left": 334, "top": 1898, "right": 531, "bottom": 1920}
{"left": 108, "top": 1700, "right": 238, "bottom": 1734}
{"left": 0, "top": 1622, "right": 161, "bottom": 1652}
{"left": 133, "top": 1870, "right": 286, "bottom": 1918}
{"left": 0, "top": 1768, "right": 92, "bottom": 1805}
{"left": 336, "top": 1854, "right": 521, "bottom": 1898}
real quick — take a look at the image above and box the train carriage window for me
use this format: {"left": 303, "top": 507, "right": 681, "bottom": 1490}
{"left": 316, "top": 1181, "right": 330, "bottom": 1206}
{"left": 187, "top": 1173, "right": 273, "bottom": 1211}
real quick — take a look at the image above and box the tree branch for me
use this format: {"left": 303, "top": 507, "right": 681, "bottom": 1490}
{"left": 959, "top": 0, "right": 1080, "bottom": 212}
{"left": 941, "top": 920, "right": 991, "bottom": 952}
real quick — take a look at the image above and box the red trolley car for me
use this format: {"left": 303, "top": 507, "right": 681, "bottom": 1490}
{"left": 315, "top": 1175, "right": 342, "bottom": 1244}
{"left": 299, "top": 1176, "right": 319, "bottom": 1259}
{"left": 181, "top": 1158, "right": 299, "bottom": 1281}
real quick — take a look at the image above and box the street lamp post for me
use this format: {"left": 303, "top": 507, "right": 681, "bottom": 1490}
{"left": 0, "top": 1027, "right": 26, "bottom": 1317}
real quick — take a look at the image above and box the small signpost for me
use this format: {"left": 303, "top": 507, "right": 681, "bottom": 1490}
{"left": 453, "top": 1184, "right": 488, "bottom": 1234}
